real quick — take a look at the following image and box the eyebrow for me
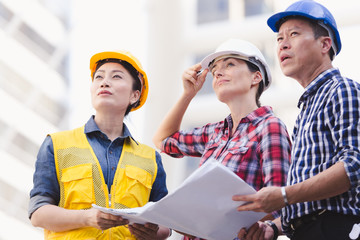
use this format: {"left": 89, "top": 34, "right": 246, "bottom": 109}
{"left": 95, "top": 69, "right": 125, "bottom": 74}
{"left": 211, "top": 57, "right": 233, "bottom": 71}
{"left": 278, "top": 25, "right": 302, "bottom": 36}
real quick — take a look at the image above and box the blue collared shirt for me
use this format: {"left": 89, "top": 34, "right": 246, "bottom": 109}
{"left": 29, "top": 116, "right": 168, "bottom": 217}
{"left": 282, "top": 68, "right": 360, "bottom": 235}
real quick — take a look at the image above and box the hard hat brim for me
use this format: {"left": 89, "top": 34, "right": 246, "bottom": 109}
{"left": 267, "top": 9, "right": 341, "bottom": 54}
{"left": 200, "top": 50, "right": 272, "bottom": 90}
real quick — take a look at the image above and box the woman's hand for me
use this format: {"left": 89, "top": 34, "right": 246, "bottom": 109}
{"left": 85, "top": 208, "right": 129, "bottom": 230}
{"left": 182, "top": 63, "right": 208, "bottom": 97}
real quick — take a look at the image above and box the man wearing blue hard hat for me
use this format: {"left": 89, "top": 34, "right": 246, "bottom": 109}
{"left": 233, "top": 1, "right": 360, "bottom": 240}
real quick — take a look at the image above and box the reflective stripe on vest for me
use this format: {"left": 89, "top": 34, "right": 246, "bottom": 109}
{"left": 44, "top": 126, "right": 157, "bottom": 240}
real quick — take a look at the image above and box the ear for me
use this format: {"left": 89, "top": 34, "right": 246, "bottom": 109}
{"left": 320, "top": 36, "right": 332, "bottom": 54}
{"left": 130, "top": 90, "right": 141, "bottom": 105}
{"left": 252, "top": 71, "right": 262, "bottom": 86}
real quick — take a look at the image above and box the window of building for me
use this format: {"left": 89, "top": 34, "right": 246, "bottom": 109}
{"left": 244, "top": 0, "right": 272, "bottom": 17}
{"left": 0, "top": 2, "right": 13, "bottom": 27}
{"left": 0, "top": 63, "right": 66, "bottom": 126}
{"left": 197, "top": 0, "right": 229, "bottom": 24}
{"left": 13, "top": 22, "right": 55, "bottom": 61}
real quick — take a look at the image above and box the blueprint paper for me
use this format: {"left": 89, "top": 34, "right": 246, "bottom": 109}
{"left": 93, "top": 159, "right": 266, "bottom": 240}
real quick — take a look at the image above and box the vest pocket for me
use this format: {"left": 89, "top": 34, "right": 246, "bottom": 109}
{"left": 114, "top": 165, "right": 152, "bottom": 208}
{"left": 61, "top": 163, "right": 94, "bottom": 209}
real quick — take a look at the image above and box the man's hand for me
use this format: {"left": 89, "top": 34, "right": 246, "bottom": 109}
{"left": 129, "top": 222, "right": 160, "bottom": 240}
{"left": 233, "top": 186, "right": 285, "bottom": 213}
{"left": 238, "top": 221, "right": 274, "bottom": 240}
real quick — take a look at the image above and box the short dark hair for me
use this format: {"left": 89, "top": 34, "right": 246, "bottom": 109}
{"left": 278, "top": 16, "right": 335, "bottom": 60}
{"left": 93, "top": 58, "right": 142, "bottom": 115}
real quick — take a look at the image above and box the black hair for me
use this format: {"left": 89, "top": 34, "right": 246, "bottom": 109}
{"left": 93, "top": 58, "right": 142, "bottom": 115}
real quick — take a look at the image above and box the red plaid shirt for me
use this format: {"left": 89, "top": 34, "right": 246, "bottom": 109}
{"left": 161, "top": 106, "right": 291, "bottom": 220}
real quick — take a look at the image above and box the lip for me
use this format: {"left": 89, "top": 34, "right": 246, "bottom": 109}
{"left": 280, "top": 53, "right": 291, "bottom": 63}
{"left": 98, "top": 90, "right": 112, "bottom": 96}
{"left": 215, "top": 79, "right": 229, "bottom": 86}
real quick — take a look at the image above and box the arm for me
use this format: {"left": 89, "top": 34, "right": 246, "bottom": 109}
{"left": 149, "top": 152, "right": 168, "bottom": 201}
{"left": 29, "top": 136, "right": 128, "bottom": 231}
{"left": 31, "top": 205, "right": 129, "bottom": 232}
{"left": 152, "top": 63, "right": 208, "bottom": 149}
{"left": 234, "top": 81, "right": 360, "bottom": 213}
{"left": 233, "top": 161, "right": 350, "bottom": 213}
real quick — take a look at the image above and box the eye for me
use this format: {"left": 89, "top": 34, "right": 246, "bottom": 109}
{"left": 290, "top": 31, "right": 298, "bottom": 37}
{"left": 277, "top": 36, "right": 283, "bottom": 42}
{"left": 94, "top": 75, "right": 103, "bottom": 80}
{"left": 113, "top": 74, "right": 123, "bottom": 79}
{"left": 226, "top": 62, "right": 235, "bottom": 67}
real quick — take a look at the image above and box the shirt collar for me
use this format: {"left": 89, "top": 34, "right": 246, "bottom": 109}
{"left": 84, "top": 116, "right": 138, "bottom": 144}
{"left": 224, "top": 106, "right": 274, "bottom": 128}
{"left": 297, "top": 68, "right": 340, "bottom": 108}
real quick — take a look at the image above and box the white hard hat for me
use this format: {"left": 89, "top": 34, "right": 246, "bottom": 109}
{"left": 200, "top": 39, "right": 272, "bottom": 90}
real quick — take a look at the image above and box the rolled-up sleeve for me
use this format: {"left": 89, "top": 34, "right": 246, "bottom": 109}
{"left": 161, "top": 124, "right": 216, "bottom": 158}
{"left": 149, "top": 151, "right": 168, "bottom": 202}
{"left": 329, "top": 81, "right": 360, "bottom": 188}
{"left": 28, "top": 136, "right": 59, "bottom": 218}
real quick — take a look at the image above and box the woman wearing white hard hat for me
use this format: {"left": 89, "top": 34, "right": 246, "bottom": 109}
{"left": 29, "top": 50, "right": 171, "bottom": 239}
{"left": 153, "top": 39, "right": 291, "bottom": 240}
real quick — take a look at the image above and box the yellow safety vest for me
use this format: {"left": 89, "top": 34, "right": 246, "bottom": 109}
{"left": 45, "top": 126, "right": 157, "bottom": 240}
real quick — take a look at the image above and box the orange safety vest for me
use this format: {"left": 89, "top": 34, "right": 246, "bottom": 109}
{"left": 45, "top": 126, "right": 157, "bottom": 240}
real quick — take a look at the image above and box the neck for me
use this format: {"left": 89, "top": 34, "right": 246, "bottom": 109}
{"left": 227, "top": 95, "right": 258, "bottom": 134}
{"left": 296, "top": 60, "right": 333, "bottom": 88}
{"left": 94, "top": 112, "right": 125, "bottom": 141}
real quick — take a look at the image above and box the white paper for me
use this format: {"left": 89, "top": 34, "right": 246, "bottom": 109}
{"left": 93, "top": 159, "right": 266, "bottom": 240}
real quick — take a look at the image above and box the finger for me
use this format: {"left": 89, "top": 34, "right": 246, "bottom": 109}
{"left": 253, "top": 224, "right": 266, "bottom": 240}
{"left": 144, "top": 222, "right": 159, "bottom": 231}
{"left": 246, "top": 222, "right": 260, "bottom": 238}
{"left": 237, "top": 228, "right": 247, "bottom": 239}
{"left": 197, "top": 69, "right": 209, "bottom": 82}
{"left": 190, "top": 63, "right": 202, "bottom": 72}
{"left": 129, "top": 224, "right": 146, "bottom": 237}
{"left": 183, "top": 72, "right": 198, "bottom": 85}
{"left": 232, "top": 194, "right": 255, "bottom": 202}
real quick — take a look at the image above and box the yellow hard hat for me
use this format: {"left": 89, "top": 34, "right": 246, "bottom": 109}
{"left": 89, "top": 50, "right": 148, "bottom": 111}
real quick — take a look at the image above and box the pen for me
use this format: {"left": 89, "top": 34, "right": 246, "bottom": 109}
{"left": 197, "top": 70, "right": 204, "bottom": 76}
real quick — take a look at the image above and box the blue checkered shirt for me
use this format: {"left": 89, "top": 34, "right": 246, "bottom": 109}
{"left": 282, "top": 68, "right": 360, "bottom": 236}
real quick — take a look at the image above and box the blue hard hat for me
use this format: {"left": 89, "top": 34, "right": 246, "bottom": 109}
{"left": 267, "top": 0, "right": 341, "bottom": 55}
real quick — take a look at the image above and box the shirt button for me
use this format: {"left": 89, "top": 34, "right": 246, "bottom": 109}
{"left": 109, "top": 151, "right": 113, "bottom": 154}
{"left": 112, "top": 167, "right": 115, "bottom": 171}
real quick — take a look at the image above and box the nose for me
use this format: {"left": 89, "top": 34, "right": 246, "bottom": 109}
{"left": 100, "top": 78, "right": 110, "bottom": 88}
{"left": 214, "top": 69, "right": 224, "bottom": 78}
{"left": 278, "top": 37, "right": 290, "bottom": 51}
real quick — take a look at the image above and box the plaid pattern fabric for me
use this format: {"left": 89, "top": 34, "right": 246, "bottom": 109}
{"left": 162, "top": 106, "right": 291, "bottom": 239}
{"left": 282, "top": 68, "right": 360, "bottom": 236}
{"left": 162, "top": 106, "right": 291, "bottom": 213}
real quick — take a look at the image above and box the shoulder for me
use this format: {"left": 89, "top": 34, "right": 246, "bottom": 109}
{"left": 325, "top": 73, "right": 360, "bottom": 93}
{"left": 258, "top": 111, "right": 289, "bottom": 135}
{"left": 50, "top": 126, "right": 84, "bottom": 138}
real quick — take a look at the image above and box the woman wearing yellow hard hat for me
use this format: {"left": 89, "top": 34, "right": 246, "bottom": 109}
{"left": 29, "top": 50, "right": 170, "bottom": 239}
